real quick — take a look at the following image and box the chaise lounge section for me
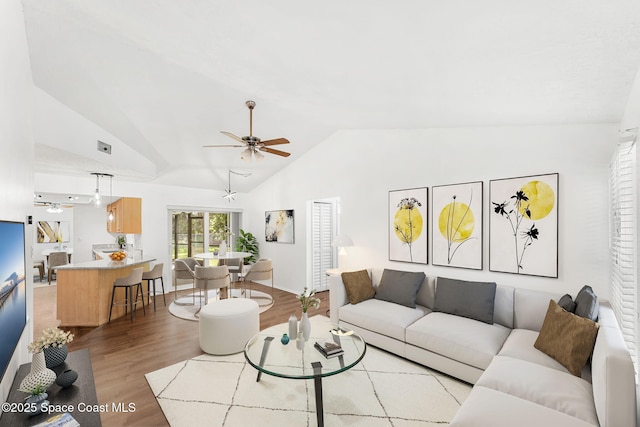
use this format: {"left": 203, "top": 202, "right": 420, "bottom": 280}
{"left": 329, "top": 268, "right": 636, "bottom": 427}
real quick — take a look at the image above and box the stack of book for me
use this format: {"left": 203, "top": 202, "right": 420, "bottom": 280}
{"left": 314, "top": 340, "right": 344, "bottom": 358}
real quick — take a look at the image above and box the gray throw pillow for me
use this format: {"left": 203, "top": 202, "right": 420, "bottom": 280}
{"left": 557, "top": 294, "right": 577, "bottom": 313}
{"left": 434, "top": 277, "right": 497, "bottom": 324}
{"left": 374, "top": 269, "right": 425, "bottom": 308}
{"left": 574, "top": 285, "right": 599, "bottom": 321}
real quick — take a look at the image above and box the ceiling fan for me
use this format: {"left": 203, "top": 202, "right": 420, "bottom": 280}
{"left": 203, "top": 100, "right": 291, "bottom": 162}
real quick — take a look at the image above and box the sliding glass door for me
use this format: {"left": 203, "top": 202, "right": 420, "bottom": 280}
{"left": 171, "top": 210, "right": 240, "bottom": 259}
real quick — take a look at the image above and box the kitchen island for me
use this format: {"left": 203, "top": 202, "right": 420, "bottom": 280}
{"left": 56, "top": 257, "right": 156, "bottom": 327}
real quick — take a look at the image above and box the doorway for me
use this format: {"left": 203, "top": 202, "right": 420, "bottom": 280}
{"left": 307, "top": 198, "right": 339, "bottom": 292}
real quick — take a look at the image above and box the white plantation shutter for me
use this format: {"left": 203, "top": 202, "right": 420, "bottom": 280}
{"left": 609, "top": 140, "right": 637, "bottom": 376}
{"left": 312, "top": 202, "right": 335, "bottom": 291}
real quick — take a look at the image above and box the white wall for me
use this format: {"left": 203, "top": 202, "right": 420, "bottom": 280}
{"left": 245, "top": 124, "right": 616, "bottom": 299}
{"left": 0, "top": 0, "right": 35, "bottom": 405}
{"left": 72, "top": 204, "right": 113, "bottom": 263}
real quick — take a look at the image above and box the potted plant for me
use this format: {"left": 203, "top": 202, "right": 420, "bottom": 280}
{"left": 235, "top": 229, "right": 259, "bottom": 264}
{"left": 297, "top": 287, "right": 320, "bottom": 341}
{"left": 19, "top": 383, "right": 49, "bottom": 416}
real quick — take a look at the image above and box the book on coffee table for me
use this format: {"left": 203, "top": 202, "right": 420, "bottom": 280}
{"left": 314, "top": 340, "right": 344, "bottom": 358}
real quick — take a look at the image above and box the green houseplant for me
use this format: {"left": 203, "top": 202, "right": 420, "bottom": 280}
{"left": 235, "top": 229, "right": 259, "bottom": 264}
{"left": 21, "top": 383, "right": 49, "bottom": 416}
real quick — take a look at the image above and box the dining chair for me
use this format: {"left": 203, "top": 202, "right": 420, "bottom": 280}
{"left": 33, "top": 260, "right": 45, "bottom": 282}
{"left": 47, "top": 251, "right": 68, "bottom": 285}
{"left": 109, "top": 267, "right": 145, "bottom": 322}
{"left": 241, "top": 259, "right": 274, "bottom": 307}
{"left": 142, "top": 263, "right": 165, "bottom": 311}
{"left": 173, "top": 257, "right": 202, "bottom": 306}
{"left": 224, "top": 258, "right": 244, "bottom": 285}
{"left": 194, "top": 265, "right": 230, "bottom": 316}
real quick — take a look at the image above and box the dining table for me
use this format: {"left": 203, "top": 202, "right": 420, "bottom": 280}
{"left": 193, "top": 251, "right": 253, "bottom": 286}
{"left": 193, "top": 251, "right": 252, "bottom": 266}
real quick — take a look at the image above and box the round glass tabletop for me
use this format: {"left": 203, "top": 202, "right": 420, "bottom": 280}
{"left": 244, "top": 323, "right": 366, "bottom": 380}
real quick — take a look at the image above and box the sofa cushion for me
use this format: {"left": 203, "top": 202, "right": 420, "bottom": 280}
{"left": 574, "top": 285, "right": 599, "bottom": 321}
{"left": 513, "top": 288, "right": 562, "bottom": 331}
{"left": 339, "top": 298, "right": 428, "bottom": 341}
{"left": 434, "top": 277, "right": 496, "bottom": 324}
{"left": 450, "top": 386, "right": 597, "bottom": 427}
{"left": 499, "top": 329, "right": 591, "bottom": 380}
{"left": 477, "top": 356, "right": 599, "bottom": 426}
{"left": 493, "top": 285, "right": 515, "bottom": 329}
{"left": 341, "top": 269, "right": 376, "bottom": 304}
{"left": 374, "top": 269, "right": 425, "bottom": 308}
{"left": 534, "top": 300, "right": 599, "bottom": 376}
{"left": 415, "top": 275, "right": 436, "bottom": 309}
{"left": 406, "top": 312, "right": 510, "bottom": 370}
{"left": 558, "top": 294, "right": 577, "bottom": 313}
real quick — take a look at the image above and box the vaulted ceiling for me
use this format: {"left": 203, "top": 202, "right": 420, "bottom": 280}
{"left": 22, "top": 0, "right": 640, "bottom": 194}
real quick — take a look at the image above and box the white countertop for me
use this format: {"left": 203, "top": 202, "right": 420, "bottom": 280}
{"left": 56, "top": 257, "right": 156, "bottom": 270}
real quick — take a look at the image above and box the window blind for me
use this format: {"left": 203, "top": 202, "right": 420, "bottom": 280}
{"left": 609, "top": 140, "right": 637, "bottom": 375}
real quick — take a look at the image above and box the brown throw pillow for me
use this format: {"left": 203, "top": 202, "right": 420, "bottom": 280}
{"left": 341, "top": 270, "right": 376, "bottom": 304}
{"left": 534, "top": 300, "right": 599, "bottom": 376}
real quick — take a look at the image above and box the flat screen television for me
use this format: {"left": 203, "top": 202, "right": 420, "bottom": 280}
{"left": 0, "top": 220, "right": 27, "bottom": 382}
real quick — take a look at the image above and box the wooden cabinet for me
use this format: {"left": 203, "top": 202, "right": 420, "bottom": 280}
{"left": 107, "top": 197, "right": 142, "bottom": 233}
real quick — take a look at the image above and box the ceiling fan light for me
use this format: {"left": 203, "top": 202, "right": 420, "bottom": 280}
{"left": 241, "top": 148, "right": 252, "bottom": 162}
{"left": 254, "top": 150, "right": 264, "bottom": 161}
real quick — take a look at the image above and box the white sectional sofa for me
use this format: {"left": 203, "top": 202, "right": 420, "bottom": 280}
{"left": 329, "top": 268, "right": 636, "bottom": 427}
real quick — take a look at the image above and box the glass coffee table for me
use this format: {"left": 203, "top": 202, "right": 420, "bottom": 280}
{"left": 244, "top": 324, "right": 366, "bottom": 427}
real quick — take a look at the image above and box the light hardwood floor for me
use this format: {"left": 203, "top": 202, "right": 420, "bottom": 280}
{"left": 33, "top": 281, "right": 330, "bottom": 426}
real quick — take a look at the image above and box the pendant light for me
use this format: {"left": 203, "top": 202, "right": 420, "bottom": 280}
{"left": 108, "top": 174, "right": 114, "bottom": 222}
{"left": 90, "top": 172, "right": 114, "bottom": 209}
{"left": 92, "top": 173, "right": 102, "bottom": 206}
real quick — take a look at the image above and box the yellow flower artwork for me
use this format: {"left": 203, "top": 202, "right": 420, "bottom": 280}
{"left": 432, "top": 182, "right": 483, "bottom": 270}
{"left": 490, "top": 173, "right": 558, "bottom": 277}
{"left": 389, "top": 188, "right": 428, "bottom": 264}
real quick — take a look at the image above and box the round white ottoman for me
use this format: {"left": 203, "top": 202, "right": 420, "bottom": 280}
{"left": 199, "top": 298, "right": 260, "bottom": 355}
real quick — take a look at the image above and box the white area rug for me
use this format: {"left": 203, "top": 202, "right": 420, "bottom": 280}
{"left": 146, "top": 316, "right": 472, "bottom": 426}
{"left": 168, "top": 289, "right": 273, "bottom": 321}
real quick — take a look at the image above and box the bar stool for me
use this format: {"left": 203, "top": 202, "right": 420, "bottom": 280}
{"left": 109, "top": 268, "right": 145, "bottom": 322}
{"left": 142, "top": 263, "right": 165, "bottom": 311}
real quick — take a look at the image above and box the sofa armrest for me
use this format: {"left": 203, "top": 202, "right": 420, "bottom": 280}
{"left": 591, "top": 303, "right": 637, "bottom": 427}
{"left": 329, "top": 271, "right": 349, "bottom": 324}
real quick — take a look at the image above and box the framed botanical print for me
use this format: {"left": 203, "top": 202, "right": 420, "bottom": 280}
{"left": 489, "top": 173, "right": 558, "bottom": 277}
{"left": 432, "top": 181, "right": 483, "bottom": 270}
{"left": 389, "top": 187, "right": 428, "bottom": 264}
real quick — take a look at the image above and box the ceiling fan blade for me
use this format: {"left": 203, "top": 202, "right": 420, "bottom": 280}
{"left": 261, "top": 147, "right": 291, "bottom": 157}
{"left": 220, "top": 131, "right": 246, "bottom": 144}
{"left": 202, "top": 144, "right": 245, "bottom": 148}
{"left": 261, "top": 138, "right": 290, "bottom": 146}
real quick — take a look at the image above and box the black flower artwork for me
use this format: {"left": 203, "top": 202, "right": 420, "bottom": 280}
{"left": 493, "top": 190, "right": 538, "bottom": 273}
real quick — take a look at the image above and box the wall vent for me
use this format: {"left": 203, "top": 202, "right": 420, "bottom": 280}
{"left": 97, "top": 140, "right": 111, "bottom": 155}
